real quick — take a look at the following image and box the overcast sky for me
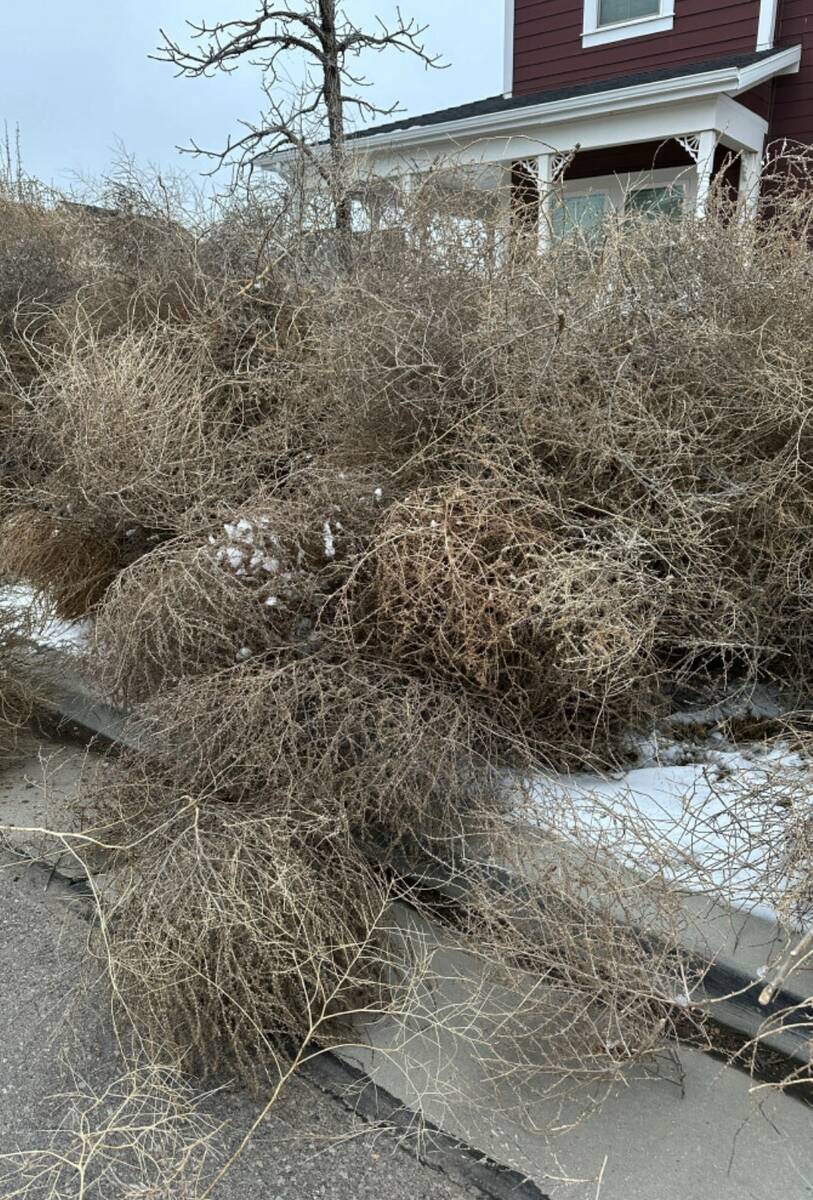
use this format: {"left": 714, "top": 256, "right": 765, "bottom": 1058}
{"left": 1, "top": 2, "right": 503, "bottom": 187}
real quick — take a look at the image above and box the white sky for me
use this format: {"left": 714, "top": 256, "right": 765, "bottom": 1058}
{"left": 0, "top": 2, "right": 504, "bottom": 186}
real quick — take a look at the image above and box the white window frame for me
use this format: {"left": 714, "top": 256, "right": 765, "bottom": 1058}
{"left": 554, "top": 165, "right": 697, "bottom": 222}
{"left": 551, "top": 190, "right": 610, "bottom": 240}
{"left": 582, "top": 0, "right": 675, "bottom": 49}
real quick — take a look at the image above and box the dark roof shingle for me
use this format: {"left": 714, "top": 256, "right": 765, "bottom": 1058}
{"left": 346, "top": 48, "right": 788, "bottom": 142}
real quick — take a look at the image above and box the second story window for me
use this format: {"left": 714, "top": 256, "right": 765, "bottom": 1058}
{"left": 598, "top": 0, "right": 660, "bottom": 25}
{"left": 583, "top": 0, "right": 675, "bottom": 48}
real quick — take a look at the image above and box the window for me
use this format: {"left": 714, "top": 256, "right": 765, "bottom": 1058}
{"left": 552, "top": 193, "right": 607, "bottom": 240}
{"left": 598, "top": 0, "right": 659, "bottom": 26}
{"left": 625, "top": 184, "right": 685, "bottom": 219}
{"left": 582, "top": 0, "right": 674, "bottom": 47}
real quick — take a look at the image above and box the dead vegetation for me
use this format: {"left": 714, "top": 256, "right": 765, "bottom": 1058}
{"left": 1, "top": 148, "right": 813, "bottom": 1193}
{"left": 0, "top": 1062, "right": 224, "bottom": 1200}
{"left": 339, "top": 484, "right": 662, "bottom": 761}
{"left": 0, "top": 607, "right": 32, "bottom": 765}
{"left": 97, "top": 792, "right": 394, "bottom": 1085}
{"left": 91, "top": 537, "right": 278, "bottom": 704}
{"left": 0, "top": 509, "right": 122, "bottom": 620}
{"left": 16, "top": 319, "right": 276, "bottom": 535}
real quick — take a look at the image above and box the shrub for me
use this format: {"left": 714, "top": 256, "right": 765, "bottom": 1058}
{"left": 19, "top": 320, "right": 272, "bottom": 534}
{"left": 5, "top": 156, "right": 813, "bottom": 1172}
{"left": 340, "top": 483, "right": 662, "bottom": 761}
{"left": 91, "top": 472, "right": 384, "bottom": 704}
{"left": 100, "top": 797, "right": 391, "bottom": 1084}
{"left": 91, "top": 537, "right": 278, "bottom": 705}
{"left": 122, "top": 656, "right": 504, "bottom": 847}
{"left": 85, "top": 656, "right": 695, "bottom": 1096}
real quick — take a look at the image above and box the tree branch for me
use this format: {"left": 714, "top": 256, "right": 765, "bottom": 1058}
{"left": 155, "top": 1, "right": 444, "bottom": 234}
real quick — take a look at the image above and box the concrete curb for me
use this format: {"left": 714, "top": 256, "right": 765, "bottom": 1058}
{"left": 301, "top": 1053, "right": 549, "bottom": 1200}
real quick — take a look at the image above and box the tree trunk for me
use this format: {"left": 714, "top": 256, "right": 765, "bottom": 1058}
{"left": 319, "top": 0, "right": 352, "bottom": 240}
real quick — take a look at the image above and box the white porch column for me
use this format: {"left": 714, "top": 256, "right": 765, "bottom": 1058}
{"left": 739, "top": 148, "right": 763, "bottom": 221}
{"left": 693, "top": 129, "right": 717, "bottom": 218}
{"left": 400, "top": 171, "right": 415, "bottom": 205}
{"left": 535, "top": 152, "right": 555, "bottom": 252}
{"left": 492, "top": 163, "right": 513, "bottom": 267}
{"left": 399, "top": 171, "right": 416, "bottom": 241}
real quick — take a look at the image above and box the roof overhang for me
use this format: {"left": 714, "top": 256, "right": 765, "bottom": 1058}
{"left": 338, "top": 45, "right": 801, "bottom": 156}
{"left": 257, "top": 45, "right": 800, "bottom": 176}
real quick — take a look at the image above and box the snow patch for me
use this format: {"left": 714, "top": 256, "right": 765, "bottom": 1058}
{"left": 0, "top": 584, "right": 91, "bottom": 651}
{"left": 527, "top": 745, "right": 811, "bottom": 927}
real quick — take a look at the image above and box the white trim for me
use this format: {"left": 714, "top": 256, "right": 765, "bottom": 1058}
{"left": 692, "top": 128, "right": 717, "bottom": 216}
{"left": 737, "top": 43, "right": 800, "bottom": 90}
{"left": 347, "top": 100, "right": 767, "bottom": 189}
{"left": 582, "top": 0, "right": 674, "bottom": 49}
{"left": 536, "top": 153, "right": 554, "bottom": 252}
{"left": 740, "top": 148, "right": 764, "bottom": 219}
{"left": 503, "top": 0, "right": 515, "bottom": 98}
{"left": 714, "top": 93, "right": 767, "bottom": 153}
{"left": 273, "top": 46, "right": 799, "bottom": 164}
{"left": 281, "top": 96, "right": 770, "bottom": 191}
{"left": 757, "top": 0, "right": 780, "bottom": 52}
{"left": 583, "top": 15, "right": 673, "bottom": 48}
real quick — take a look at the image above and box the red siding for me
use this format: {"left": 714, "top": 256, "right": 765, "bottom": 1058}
{"left": 739, "top": 81, "right": 773, "bottom": 122}
{"left": 513, "top": 0, "right": 762, "bottom": 95}
{"left": 561, "top": 140, "right": 741, "bottom": 183}
{"left": 563, "top": 138, "right": 694, "bottom": 179}
{"left": 771, "top": 1, "right": 813, "bottom": 145}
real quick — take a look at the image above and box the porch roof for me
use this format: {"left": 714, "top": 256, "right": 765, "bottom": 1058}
{"left": 335, "top": 45, "right": 800, "bottom": 152}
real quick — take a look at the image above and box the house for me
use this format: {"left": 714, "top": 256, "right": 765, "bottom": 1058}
{"left": 279, "top": 1, "right": 811, "bottom": 241}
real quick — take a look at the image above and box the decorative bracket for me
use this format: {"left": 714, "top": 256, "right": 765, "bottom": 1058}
{"left": 551, "top": 152, "right": 570, "bottom": 182}
{"left": 675, "top": 134, "right": 702, "bottom": 164}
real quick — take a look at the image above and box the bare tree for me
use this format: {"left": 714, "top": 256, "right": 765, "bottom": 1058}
{"left": 156, "top": 2, "right": 443, "bottom": 234}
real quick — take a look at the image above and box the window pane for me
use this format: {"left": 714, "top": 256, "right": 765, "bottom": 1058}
{"left": 625, "top": 185, "right": 685, "bottom": 219}
{"left": 598, "top": 0, "right": 660, "bottom": 26}
{"left": 552, "top": 193, "right": 607, "bottom": 239}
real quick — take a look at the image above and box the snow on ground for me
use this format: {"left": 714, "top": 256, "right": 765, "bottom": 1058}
{"left": 2, "top": 574, "right": 809, "bottom": 933}
{"left": 526, "top": 734, "right": 812, "bottom": 928}
{"left": 0, "top": 584, "right": 91, "bottom": 651}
